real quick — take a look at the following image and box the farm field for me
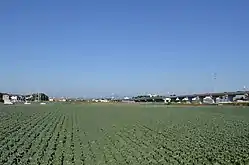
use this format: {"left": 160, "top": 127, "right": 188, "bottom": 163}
{"left": 1, "top": 104, "right": 249, "bottom": 165}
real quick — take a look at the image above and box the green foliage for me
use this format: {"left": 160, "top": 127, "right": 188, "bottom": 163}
{"left": 1, "top": 104, "right": 249, "bottom": 164}
{"left": 25, "top": 93, "right": 49, "bottom": 101}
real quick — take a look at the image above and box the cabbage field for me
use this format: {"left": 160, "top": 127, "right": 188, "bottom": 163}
{"left": 1, "top": 104, "right": 249, "bottom": 165}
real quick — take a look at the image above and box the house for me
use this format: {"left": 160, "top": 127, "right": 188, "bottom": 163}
{"left": 124, "top": 97, "right": 130, "bottom": 100}
{"left": 148, "top": 94, "right": 158, "bottom": 97}
{"left": 100, "top": 99, "right": 109, "bottom": 103}
{"left": 3, "top": 94, "right": 13, "bottom": 104}
{"left": 10, "top": 96, "right": 18, "bottom": 102}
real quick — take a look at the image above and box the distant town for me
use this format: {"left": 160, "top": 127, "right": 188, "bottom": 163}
{"left": 1, "top": 90, "right": 249, "bottom": 105}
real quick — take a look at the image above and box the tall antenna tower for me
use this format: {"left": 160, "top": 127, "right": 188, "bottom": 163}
{"left": 212, "top": 72, "right": 217, "bottom": 93}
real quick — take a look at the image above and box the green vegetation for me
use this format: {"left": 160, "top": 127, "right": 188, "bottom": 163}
{"left": 1, "top": 104, "right": 249, "bottom": 164}
{"left": 25, "top": 93, "right": 49, "bottom": 101}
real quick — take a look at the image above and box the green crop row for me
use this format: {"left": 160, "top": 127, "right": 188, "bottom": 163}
{"left": 1, "top": 104, "right": 249, "bottom": 164}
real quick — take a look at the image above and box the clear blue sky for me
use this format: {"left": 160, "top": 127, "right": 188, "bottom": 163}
{"left": 1, "top": 0, "right": 249, "bottom": 97}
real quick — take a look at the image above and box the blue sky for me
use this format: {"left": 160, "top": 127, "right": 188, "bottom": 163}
{"left": 0, "top": 0, "right": 249, "bottom": 97}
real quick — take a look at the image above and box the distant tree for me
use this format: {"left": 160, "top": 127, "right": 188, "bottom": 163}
{"left": 25, "top": 93, "right": 49, "bottom": 101}
{"left": 0, "top": 93, "right": 3, "bottom": 103}
{"left": 39, "top": 93, "right": 49, "bottom": 101}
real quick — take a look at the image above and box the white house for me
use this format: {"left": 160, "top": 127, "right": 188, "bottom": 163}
{"left": 60, "top": 98, "right": 66, "bottom": 102}
{"left": 10, "top": 96, "right": 18, "bottom": 102}
{"left": 100, "top": 99, "right": 109, "bottom": 103}
{"left": 148, "top": 94, "right": 158, "bottom": 97}
{"left": 124, "top": 97, "right": 130, "bottom": 100}
{"left": 3, "top": 95, "right": 13, "bottom": 104}
{"left": 164, "top": 98, "right": 171, "bottom": 103}
{"left": 49, "top": 98, "right": 54, "bottom": 102}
